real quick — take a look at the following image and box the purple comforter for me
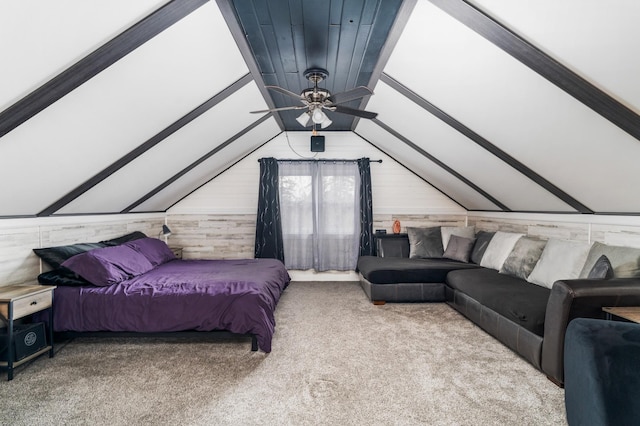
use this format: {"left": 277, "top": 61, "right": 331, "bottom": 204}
{"left": 52, "top": 258, "right": 290, "bottom": 352}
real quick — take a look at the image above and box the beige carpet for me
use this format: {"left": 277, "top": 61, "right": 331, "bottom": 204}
{"left": 0, "top": 281, "right": 566, "bottom": 425}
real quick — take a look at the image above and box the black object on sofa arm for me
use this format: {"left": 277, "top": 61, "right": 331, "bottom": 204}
{"left": 542, "top": 277, "right": 640, "bottom": 385}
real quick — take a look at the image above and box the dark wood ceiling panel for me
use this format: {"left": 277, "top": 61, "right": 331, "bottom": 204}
{"left": 234, "top": 2, "right": 274, "bottom": 74}
{"left": 267, "top": 4, "right": 298, "bottom": 74}
{"left": 228, "top": 0, "right": 404, "bottom": 131}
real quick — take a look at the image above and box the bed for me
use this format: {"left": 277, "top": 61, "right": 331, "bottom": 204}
{"left": 34, "top": 232, "right": 290, "bottom": 352}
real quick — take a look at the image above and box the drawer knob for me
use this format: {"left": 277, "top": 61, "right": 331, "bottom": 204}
{"left": 30, "top": 301, "right": 37, "bottom": 306}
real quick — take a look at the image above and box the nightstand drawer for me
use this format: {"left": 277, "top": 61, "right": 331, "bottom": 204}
{"left": 10, "top": 291, "right": 52, "bottom": 320}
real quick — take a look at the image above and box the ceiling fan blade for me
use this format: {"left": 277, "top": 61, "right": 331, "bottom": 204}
{"left": 250, "top": 105, "right": 307, "bottom": 114}
{"left": 327, "top": 86, "right": 373, "bottom": 105}
{"left": 265, "top": 85, "right": 304, "bottom": 100}
{"left": 331, "top": 105, "right": 378, "bottom": 119}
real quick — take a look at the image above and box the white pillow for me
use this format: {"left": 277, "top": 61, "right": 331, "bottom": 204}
{"left": 480, "top": 231, "right": 524, "bottom": 270}
{"left": 441, "top": 226, "right": 475, "bottom": 250}
{"left": 527, "top": 239, "right": 592, "bottom": 289}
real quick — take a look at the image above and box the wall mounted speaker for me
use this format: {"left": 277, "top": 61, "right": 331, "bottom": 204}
{"left": 310, "top": 135, "right": 325, "bottom": 152}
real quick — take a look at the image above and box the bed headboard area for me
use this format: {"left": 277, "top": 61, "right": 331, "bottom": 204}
{"left": 0, "top": 214, "right": 165, "bottom": 287}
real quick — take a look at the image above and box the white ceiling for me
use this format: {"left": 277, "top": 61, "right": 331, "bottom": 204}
{"left": 1, "top": 0, "right": 639, "bottom": 217}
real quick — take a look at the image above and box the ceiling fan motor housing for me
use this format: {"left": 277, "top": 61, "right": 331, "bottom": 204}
{"left": 304, "top": 68, "right": 329, "bottom": 84}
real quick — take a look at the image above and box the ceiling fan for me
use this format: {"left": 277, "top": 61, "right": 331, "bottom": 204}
{"left": 250, "top": 68, "right": 377, "bottom": 129}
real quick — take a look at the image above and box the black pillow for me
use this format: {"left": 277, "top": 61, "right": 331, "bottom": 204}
{"left": 37, "top": 269, "right": 93, "bottom": 287}
{"left": 470, "top": 231, "right": 495, "bottom": 264}
{"left": 33, "top": 242, "right": 106, "bottom": 269}
{"left": 587, "top": 255, "right": 614, "bottom": 280}
{"left": 101, "top": 231, "right": 147, "bottom": 246}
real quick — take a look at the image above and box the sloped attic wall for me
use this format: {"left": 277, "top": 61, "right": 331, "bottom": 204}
{"left": 358, "top": 0, "right": 640, "bottom": 214}
{"left": 1, "top": 0, "right": 640, "bottom": 218}
{"left": 0, "top": 0, "right": 272, "bottom": 217}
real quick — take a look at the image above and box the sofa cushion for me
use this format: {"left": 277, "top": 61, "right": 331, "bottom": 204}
{"left": 579, "top": 242, "right": 640, "bottom": 279}
{"left": 499, "top": 237, "right": 547, "bottom": 280}
{"left": 470, "top": 231, "right": 494, "bottom": 265}
{"left": 407, "top": 226, "right": 444, "bottom": 259}
{"left": 443, "top": 235, "right": 476, "bottom": 263}
{"left": 441, "top": 226, "right": 475, "bottom": 250}
{"left": 480, "top": 231, "right": 524, "bottom": 270}
{"left": 446, "top": 268, "right": 550, "bottom": 336}
{"left": 528, "top": 239, "right": 591, "bottom": 288}
{"left": 357, "top": 255, "right": 479, "bottom": 284}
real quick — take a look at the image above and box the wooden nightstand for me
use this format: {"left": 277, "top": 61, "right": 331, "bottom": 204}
{"left": 0, "top": 284, "right": 56, "bottom": 380}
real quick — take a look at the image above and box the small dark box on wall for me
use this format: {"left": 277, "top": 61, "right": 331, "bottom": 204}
{"left": 0, "top": 322, "right": 47, "bottom": 362}
{"left": 310, "top": 135, "right": 325, "bottom": 152}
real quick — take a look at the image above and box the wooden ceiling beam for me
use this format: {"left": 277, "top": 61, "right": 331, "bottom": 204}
{"left": 122, "top": 113, "right": 274, "bottom": 213}
{"left": 381, "top": 73, "right": 592, "bottom": 214}
{"left": 38, "top": 74, "right": 252, "bottom": 217}
{"left": 372, "top": 118, "right": 511, "bottom": 211}
{"left": 0, "top": 0, "right": 208, "bottom": 139}
{"left": 429, "top": 0, "right": 640, "bottom": 142}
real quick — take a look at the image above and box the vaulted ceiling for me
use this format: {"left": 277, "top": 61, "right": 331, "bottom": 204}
{"left": 1, "top": 0, "right": 640, "bottom": 217}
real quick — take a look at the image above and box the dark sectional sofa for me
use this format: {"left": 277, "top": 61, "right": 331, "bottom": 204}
{"left": 357, "top": 232, "right": 640, "bottom": 385}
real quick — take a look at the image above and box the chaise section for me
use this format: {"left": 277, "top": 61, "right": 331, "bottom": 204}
{"left": 446, "top": 268, "right": 550, "bottom": 336}
{"left": 357, "top": 255, "right": 479, "bottom": 303}
{"left": 446, "top": 268, "right": 550, "bottom": 370}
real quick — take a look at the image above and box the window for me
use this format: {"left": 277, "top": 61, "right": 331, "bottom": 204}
{"left": 278, "top": 161, "right": 360, "bottom": 271}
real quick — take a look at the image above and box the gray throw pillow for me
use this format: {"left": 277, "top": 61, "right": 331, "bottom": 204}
{"left": 480, "top": 231, "right": 525, "bottom": 270}
{"left": 587, "top": 255, "right": 614, "bottom": 280}
{"left": 441, "top": 226, "right": 475, "bottom": 250}
{"left": 470, "top": 231, "right": 494, "bottom": 264}
{"left": 407, "top": 226, "right": 443, "bottom": 258}
{"left": 499, "top": 237, "right": 547, "bottom": 280}
{"left": 527, "top": 239, "right": 592, "bottom": 289}
{"left": 579, "top": 242, "right": 640, "bottom": 279}
{"left": 443, "top": 235, "right": 476, "bottom": 263}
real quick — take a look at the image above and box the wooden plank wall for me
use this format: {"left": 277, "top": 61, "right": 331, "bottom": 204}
{"left": 4, "top": 211, "right": 640, "bottom": 287}
{"left": 468, "top": 214, "right": 640, "bottom": 248}
{"left": 166, "top": 213, "right": 467, "bottom": 261}
{"left": 166, "top": 214, "right": 257, "bottom": 259}
{"left": 0, "top": 214, "right": 164, "bottom": 287}
{"left": 373, "top": 214, "right": 467, "bottom": 233}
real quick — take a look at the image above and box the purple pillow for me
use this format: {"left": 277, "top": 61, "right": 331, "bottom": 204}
{"left": 62, "top": 245, "right": 154, "bottom": 286}
{"left": 124, "top": 237, "right": 176, "bottom": 266}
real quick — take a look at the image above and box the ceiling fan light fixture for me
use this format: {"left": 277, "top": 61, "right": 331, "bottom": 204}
{"left": 296, "top": 111, "right": 311, "bottom": 127}
{"left": 320, "top": 116, "right": 332, "bottom": 129}
{"left": 311, "top": 108, "right": 326, "bottom": 124}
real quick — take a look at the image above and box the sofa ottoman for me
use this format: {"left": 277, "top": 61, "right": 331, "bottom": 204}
{"left": 564, "top": 318, "right": 640, "bottom": 425}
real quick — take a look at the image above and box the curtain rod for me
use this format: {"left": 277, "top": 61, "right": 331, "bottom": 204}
{"left": 258, "top": 158, "right": 382, "bottom": 163}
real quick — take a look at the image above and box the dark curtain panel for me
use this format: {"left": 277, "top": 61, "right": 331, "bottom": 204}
{"left": 254, "top": 157, "right": 285, "bottom": 262}
{"left": 357, "top": 158, "right": 374, "bottom": 257}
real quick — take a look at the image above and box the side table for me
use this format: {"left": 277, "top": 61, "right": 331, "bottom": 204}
{"left": 602, "top": 306, "right": 640, "bottom": 323}
{"left": 0, "top": 284, "right": 56, "bottom": 380}
{"left": 375, "top": 233, "right": 409, "bottom": 257}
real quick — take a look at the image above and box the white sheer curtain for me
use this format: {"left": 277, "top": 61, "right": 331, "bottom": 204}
{"left": 278, "top": 160, "right": 360, "bottom": 271}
